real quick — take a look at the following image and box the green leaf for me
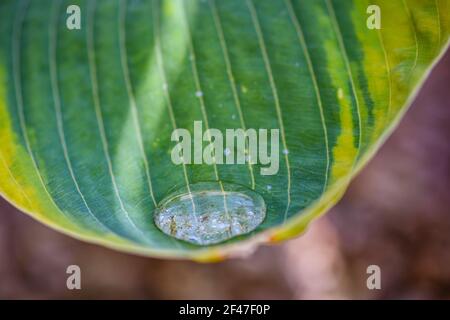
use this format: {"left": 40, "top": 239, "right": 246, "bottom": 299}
{"left": 0, "top": 0, "right": 448, "bottom": 261}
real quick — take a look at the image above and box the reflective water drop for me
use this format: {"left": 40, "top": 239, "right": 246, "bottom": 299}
{"left": 153, "top": 182, "right": 266, "bottom": 245}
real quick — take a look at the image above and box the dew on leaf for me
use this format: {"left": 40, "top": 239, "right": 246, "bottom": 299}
{"left": 153, "top": 182, "right": 266, "bottom": 245}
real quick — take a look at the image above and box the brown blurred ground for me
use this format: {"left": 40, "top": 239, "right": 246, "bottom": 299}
{"left": 0, "top": 51, "right": 449, "bottom": 300}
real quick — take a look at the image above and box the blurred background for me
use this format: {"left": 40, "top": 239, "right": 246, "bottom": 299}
{"left": 0, "top": 50, "right": 449, "bottom": 300}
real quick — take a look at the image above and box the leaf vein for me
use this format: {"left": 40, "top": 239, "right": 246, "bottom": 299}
{"left": 87, "top": 0, "right": 149, "bottom": 242}
{"left": 182, "top": 1, "right": 231, "bottom": 234}
{"left": 246, "top": 0, "right": 291, "bottom": 222}
{"left": 285, "top": 0, "right": 330, "bottom": 193}
{"left": 50, "top": 0, "right": 113, "bottom": 233}
{"left": 152, "top": 0, "right": 197, "bottom": 228}
{"left": 325, "top": 0, "right": 362, "bottom": 167}
{"left": 12, "top": 0, "right": 76, "bottom": 227}
{"left": 208, "top": 0, "right": 256, "bottom": 190}
{"left": 118, "top": 0, "right": 158, "bottom": 207}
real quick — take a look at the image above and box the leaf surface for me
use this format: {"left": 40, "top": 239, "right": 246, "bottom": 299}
{"left": 0, "top": 0, "right": 448, "bottom": 260}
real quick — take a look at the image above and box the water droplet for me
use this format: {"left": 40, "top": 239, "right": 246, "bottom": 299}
{"left": 153, "top": 182, "right": 266, "bottom": 245}
{"left": 283, "top": 149, "right": 289, "bottom": 155}
{"left": 224, "top": 148, "right": 231, "bottom": 156}
{"left": 195, "top": 91, "right": 203, "bottom": 97}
